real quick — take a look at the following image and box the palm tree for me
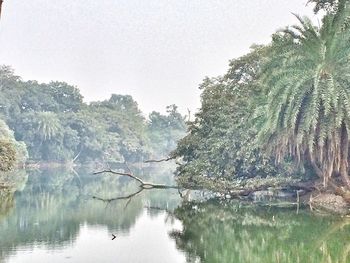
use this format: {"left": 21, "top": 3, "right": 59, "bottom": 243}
{"left": 36, "top": 112, "right": 61, "bottom": 141}
{"left": 257, "top": 3, "right": 350, "bottom": 189}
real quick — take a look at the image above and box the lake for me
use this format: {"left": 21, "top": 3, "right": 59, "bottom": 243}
{"left": 0, "top": 166, "right": 350, "bottom": 263}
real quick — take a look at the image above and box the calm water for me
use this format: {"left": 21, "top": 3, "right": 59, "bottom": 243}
{"left": 0, "top": 167, "right": 350, "bottom": 263}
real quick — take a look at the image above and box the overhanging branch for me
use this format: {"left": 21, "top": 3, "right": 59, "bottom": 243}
{"left": 92, "top": 168, "right": 179, "bottom": 206}
{"left": 93, "top": 169, "right": 178, "bottom": 189}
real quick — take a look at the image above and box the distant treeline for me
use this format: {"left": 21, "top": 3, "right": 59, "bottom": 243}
{"left": 0, "top": 66, "right": 186, "bottom": 168}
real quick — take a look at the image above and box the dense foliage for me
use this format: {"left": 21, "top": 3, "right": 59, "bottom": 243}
{"left": 258, "top": 0, "right": 350, "bottom": 189}
{"left": 148, "top": 104, "right": 187, "bottom": 158}
{"left": 173, "top": 46, "right": 298, "bottom": 187}
{"left": 172, "top": 46, "right": 299, "bottom": 190}
{"left": 0, "top": 141, "right": 15, "bottom": 172}
{"left": 174, "top": 0, "right": 350, "bottom": 192}
{"left": 0, "top": 66, "right": 186, "bottom": 165}
{"left": 0, "top": 120, "right": 27, "bottom": 171}
{"left": 308, "top": 0, "right": 344, "bottom": 13}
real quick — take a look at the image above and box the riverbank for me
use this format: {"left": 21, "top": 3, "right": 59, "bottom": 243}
{"left": 177, "top": 175, "right": 350, "bottom": 215}
{"left": 4, "top": 163, "right": 350, "bottom": 215}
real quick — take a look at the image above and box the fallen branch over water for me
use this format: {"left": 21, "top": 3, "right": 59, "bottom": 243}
{"left": 92, "top": 169, "right": 180, "bottom": 206}
{"left": 93, "top": 169, "right": 179, "bottom": 189}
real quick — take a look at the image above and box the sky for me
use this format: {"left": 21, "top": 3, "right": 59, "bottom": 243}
{"left": 0, "top": 0, "right": 317, "bottom": 115}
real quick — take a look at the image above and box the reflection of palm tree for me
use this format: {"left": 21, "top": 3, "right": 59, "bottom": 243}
{"left": 36, "top": 112, "right": 61, "bottom": 141}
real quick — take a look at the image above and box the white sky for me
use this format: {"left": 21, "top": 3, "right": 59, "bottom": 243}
{"left": 0, "top": 0, "right": 317, "bottom": 114}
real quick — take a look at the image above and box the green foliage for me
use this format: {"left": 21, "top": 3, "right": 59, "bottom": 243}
{"left": 0, "top": 140, "right": 16, "bottom": 172}
{"left": 174, "top": 2, "right": 350, "bottom": 190}
{"left": 256, "top": 4, "right": 350, "bottom": 184}
{"left": 0, "top": 67, "right": 186, "bottom": 164}
{"left": 0, "top": 120, "right": 27, "bottom": 170}
{"left": 308, "top": 0, "right": 347, "bottom": 13}
{"left": 173, "top": 46, "right": 293, "bottom": 184}
{"left": 148, "top": 104, "right": 187, "bottom": 158}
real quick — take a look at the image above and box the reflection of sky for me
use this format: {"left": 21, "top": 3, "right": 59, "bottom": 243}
{"left": 7, "top": 211, "right": 185, "bottom": 263}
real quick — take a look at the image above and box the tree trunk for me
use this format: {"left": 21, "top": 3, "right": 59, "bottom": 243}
{"left": 340, "top": 124, "right": 350, "bottom": 189}
{"left": 324, "top": 155, "right": 334, "bottom": 188}
{"left": 0, "top": 0, "right": 3, "bottom": 20}
{"left": 308, "top": 150, "right": 324, "bottom": 179}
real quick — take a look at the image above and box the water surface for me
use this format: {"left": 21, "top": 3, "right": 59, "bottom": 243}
{"left": 0, "top": 167, "right": 350, "bottom": 263}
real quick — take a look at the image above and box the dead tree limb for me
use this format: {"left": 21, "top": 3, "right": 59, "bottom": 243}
{"left": 94, "top": 169, "right": 144, "bottom": 184}
{"left": 92, "top": 169, "right": 179, "bottom": 206}
{"left": 92, "top": 187, "right": 144, "bottom": 203}
{"left": 187, "top": 108, "right": 191, "bottom": 122}
{"left": 93, "top": 169, "right": 178, "bottom": 189}
{"left": 144, "top": 156, "right": 176, "bottom": 163}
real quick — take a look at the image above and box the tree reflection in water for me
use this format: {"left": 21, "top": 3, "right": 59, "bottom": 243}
{"left": 170, "top": 201, "right": 350, "bottom": 263}
{"left": 0, "top": 166, "right": 181, "bottom": 262}
{"left": 2, "top": 167, "right": 350, "bottom": 263}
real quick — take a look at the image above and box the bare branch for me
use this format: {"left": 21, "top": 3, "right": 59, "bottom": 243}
{"left": 144, "top": 156, "right": 175, "bottom": 163}
{"left": 92, "top": 168, "right": 179, "bottom": 206}
{"left": 187, "top": 108, "right": 191, "bottom": 122}
{"left": 124, "top": 162, "right": 132, "bottom": 174}
{"left": 93, "top": 168, "right": 179, "bottom": 189}
{"left": 73, "top": 149, "right": 82, "bottom": 162}
{"left": 94, "top": 169, "right": 145, "bottom": 185}
{"left": 92, "top": 187, "right": 144, "bottom": 203}
{"left": 124, "top": 197, "right": 133, "bottom": 210}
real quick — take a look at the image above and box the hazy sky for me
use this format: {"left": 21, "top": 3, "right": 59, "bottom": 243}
{"left": 0, "top": 0, "right": 317, "bottom": 114}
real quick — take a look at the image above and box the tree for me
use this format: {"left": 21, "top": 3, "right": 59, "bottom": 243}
{"left": 0, "top": 67, "right": 185, "bottom": 165}
{"left": 36, "top": 112, "right": 61, "bottom": 141}
{"left": 148, "top": 105, "right": 186, "bottom": 157}
{"left": 87, "top": 95, "right": 148, "bottom": 163}
{"left": 308, "top": 0, "right": 347, "bottom": 13}
{"left": 64, "top": 110, "right": 123, "bottom": 164}
{"left": 257, "top": 5, "right": 350, "bottom": 189}
{"left": 173, "top": 46, "right": 291, "bottom": 187}
{"left": 0, "top": 66, "right": 23, "bottom": 123}
{"left": 46, "top": 82, "right": 83, "bottom": 113}
{"left": 0, "top": 120, "right": 27, "bottom": 170}
{"left": 0, "top": 140, "right": 16, "bottom": 171}
{"left": 14, "top": 112, "right": 67, "bottom": 161}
